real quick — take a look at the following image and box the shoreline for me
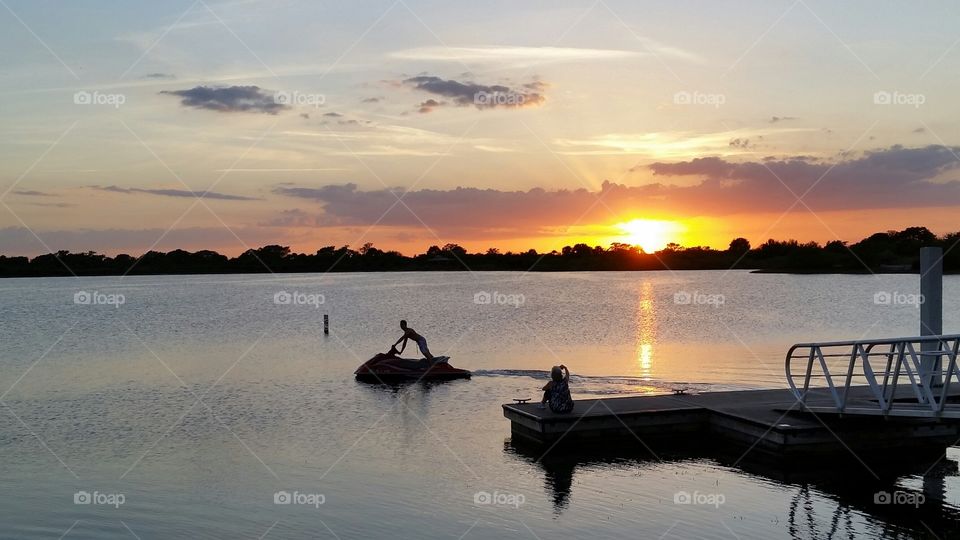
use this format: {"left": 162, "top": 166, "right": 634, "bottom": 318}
{"left": 4, "top": 267, "right": 960, "bottom": 278}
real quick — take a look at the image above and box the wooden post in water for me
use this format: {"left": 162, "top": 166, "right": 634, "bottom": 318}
{"left": 324, "top": 314, "right": 329, "bottom": 335}
{"left": 920, "top": 247, "right": 943, "bottom": 386}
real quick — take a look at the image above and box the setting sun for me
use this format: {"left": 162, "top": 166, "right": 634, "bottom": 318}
{"left": 617, "top": 219, "right": 680, "bottom": 253}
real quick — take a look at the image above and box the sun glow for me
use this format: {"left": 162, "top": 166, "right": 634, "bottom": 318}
{"left": 617, "top": 219, "right": 679, "bottom": 253}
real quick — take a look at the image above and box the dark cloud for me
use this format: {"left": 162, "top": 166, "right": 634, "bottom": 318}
{"left": 12, "top": 189, "right": 53, "bottom": 196}
{"left": 272, "top": 182, "right": 611, "bottom": 232}
{"left": 728, "top": 138, "right": 752, "bottom": 149}
{"left": 316, "top": 116, "right": 371, "bottom": 127}
{"left": 646, "top": 145, "right": 960, "bottom": 211}
{"left": 361, "top": 97, "right": 382, "bottom": 103}
{"left": 418, "top": 99, "right": 444, "bottom": 114}
{"left": 142, "top": 72, "right": 175, "bottom": 80}
{"left": 259, "top": 208, "right": 325, "bottom": 227}
{"left": 159, "top": 85, "right": 287, "bottom": 114}
{"left": 269, "top": 146, "right": 960, "bottom": 235}
{"left": 323, "top": 112, "right": 343, "bottom": 117}
{"left": 770, "top": 116, "right": 797, "bottom": 123}
{"left": 913, "top": 127, "right": 926, "bottom": 134}
{"left": 402, "top": 75, "right": 546, "bottom": 111}
{"left": 91, "top": 185, "right": 260, "bottom": 201}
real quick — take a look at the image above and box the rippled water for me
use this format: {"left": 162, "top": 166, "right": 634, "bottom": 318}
{"left": 1, "top": 271, "right": 959, "bottom": 538}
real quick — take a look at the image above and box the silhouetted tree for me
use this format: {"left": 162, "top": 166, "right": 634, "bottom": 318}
{"left": 728, "top": 237, "right": 751, "bottom": 254}
{"left": 442, "top": 243, "right": 467, "bottom": 258}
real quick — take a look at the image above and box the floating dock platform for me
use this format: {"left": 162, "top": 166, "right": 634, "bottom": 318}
{"left": 503, "top": 386, "right": 960, "bottom": 456}
{"left": 506, "top": 335, "right": 960, "bottom": 456}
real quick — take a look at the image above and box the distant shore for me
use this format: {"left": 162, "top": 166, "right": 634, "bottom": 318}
{"left": 3, "top": 267, "right": 956, "bottom": 279}
{"left": 2, "top": 226, "right": 956, "bottom": 278}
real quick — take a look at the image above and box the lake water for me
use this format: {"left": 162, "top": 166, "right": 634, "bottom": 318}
{"left": 1, "top": 270, "right": 959, "bottom": 538}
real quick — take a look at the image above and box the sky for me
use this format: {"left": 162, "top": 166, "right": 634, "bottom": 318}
{"left": 1, "top": 0, "right": 960, "bottom": 256}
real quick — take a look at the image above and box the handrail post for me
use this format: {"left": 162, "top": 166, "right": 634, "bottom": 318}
{"left": 801, "top": 347, "right": 816, "bottom": 403}
{"left": 921, "top": 246, "right": 943, "bottom": 386}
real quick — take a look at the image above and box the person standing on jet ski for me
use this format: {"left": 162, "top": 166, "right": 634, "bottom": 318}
{"left": 394, "top": 320, "right": 434, "bottom": 361}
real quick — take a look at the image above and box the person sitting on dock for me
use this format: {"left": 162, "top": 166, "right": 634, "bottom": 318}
{"left": 394, "top": 320, "right": 435, "bottom": 361}
{"left": 540, "top": 365, "right": 574, "bottom": 413}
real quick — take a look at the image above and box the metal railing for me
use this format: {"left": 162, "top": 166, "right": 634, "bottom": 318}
{"left": 785, "top": 335, "right": 960, "bottom": 418}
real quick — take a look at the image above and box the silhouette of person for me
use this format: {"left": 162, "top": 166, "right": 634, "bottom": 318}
{"left": 540, "top": 365, "right": 574, "bottom": 413}
{"left": 394, "top": 320, "right": 434, "bottom": 360}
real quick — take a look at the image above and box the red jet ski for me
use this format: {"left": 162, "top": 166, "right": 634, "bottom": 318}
{"left": 355, "top": 353, "right": 471, "bottom": 382}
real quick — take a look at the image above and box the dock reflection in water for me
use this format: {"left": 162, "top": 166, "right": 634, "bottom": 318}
{"left": 506, "top": 438, "right": 960, "bottom": 538}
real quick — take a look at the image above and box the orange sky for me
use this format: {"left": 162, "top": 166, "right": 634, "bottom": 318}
{"left": 2, "top": 1, "right": 960, "bottom": 257}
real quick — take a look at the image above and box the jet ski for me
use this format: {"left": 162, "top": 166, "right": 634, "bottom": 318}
{"left": 354, "top": 353, "right": 471, "bottom": 382}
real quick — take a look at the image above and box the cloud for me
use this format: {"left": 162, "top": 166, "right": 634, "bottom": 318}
{"left": 418, "top": 98, "right": 444, "bottom": 113}
{"left": 91, "top": 185, "right": 260, "bottom": 201}
{"left": 315, "top": 116, "right": 369, "bottom": 127}
{"left": 561, "top": 128, "right": 811, "bottom": 159}
{"left": 11, "top": 189, "right": 53, "bottom": 196}
{"left": 159, "top": 85, "right": 287, "bottom": 114}
{"left": 392, "top": 46, "right": 638, "bottom": 64}
{"left": 142, "top": 72, "right": 176, "bottom": 80}
{"left": 327, "top": 146, "right": 449, "bottom": 157}
{"left": 646, "top": 145, "right": 960, "bottom": 211}
{"left": 272, "top": 183, "right": 613, "bottom": 232}
{"left": 361, "top": 97, "right": 382, "bottom": 103}
{"left": 268, "top": 146, "right": 960, "bottom": 236}
{"left": 402, "top": 75, "right": 546, "bottom": 111}
{"left": 770, "top": 116, "right": 797, "bottom": 123}
{"left": 258, "top": 208, "right": 326, "bottom": 227}
{"left": 913, "top": 127, "right": 926, "bottom": 134}
{"left": 27, "top": 202, "right": 75, "bottom": 208}
{"left": 389, "top": 44, "right": 701, "bottom": 65}
{"left": 474, "top": 144, "right": 519, "bottom": 153}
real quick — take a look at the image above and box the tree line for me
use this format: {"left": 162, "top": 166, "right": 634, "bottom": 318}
{"left": 1, "top": 226, "right": 958, "bottom": 277}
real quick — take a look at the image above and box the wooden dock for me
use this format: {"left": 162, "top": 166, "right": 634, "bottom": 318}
{"left": 503, "top": 386, "right": 960, "bottom": 456}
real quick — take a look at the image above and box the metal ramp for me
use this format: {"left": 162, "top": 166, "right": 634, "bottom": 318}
{"left": 785, "top": 335, "right": 960, "bottom": 418}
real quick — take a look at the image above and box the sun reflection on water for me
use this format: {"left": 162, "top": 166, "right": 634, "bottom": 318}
{"left": 635, "top": 281, "right": 656, "bottom": 380}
